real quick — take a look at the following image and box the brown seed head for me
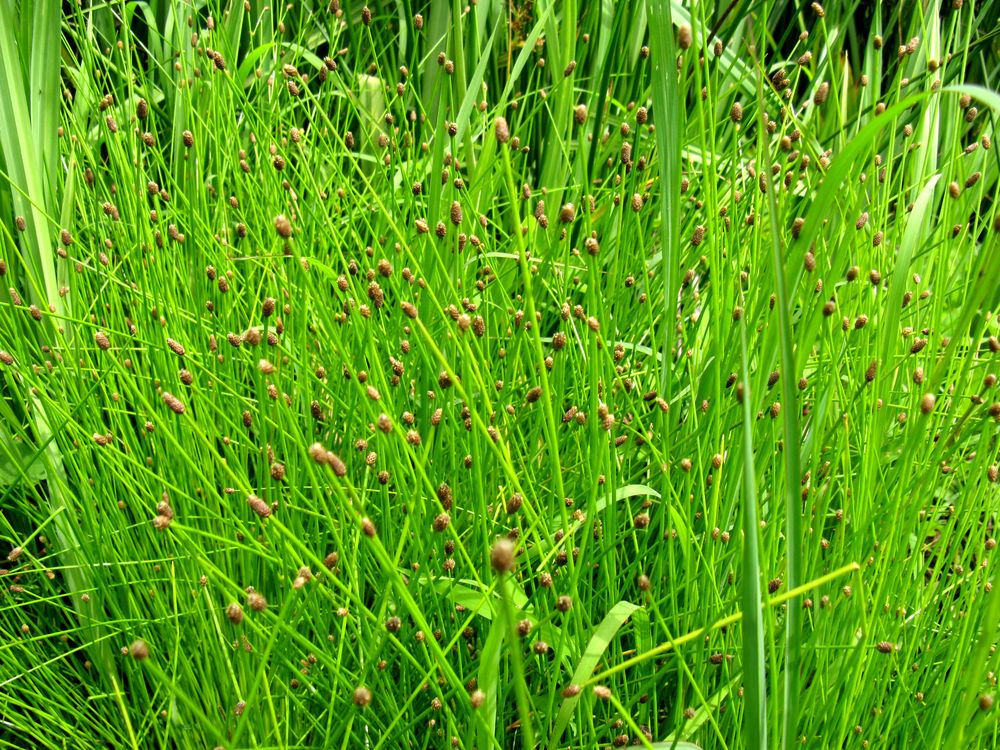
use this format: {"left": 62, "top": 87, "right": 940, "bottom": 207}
{"left": 274, "top": 214, "right": 292, "bottom": 238}
{"left": 490, "top": 538, "right": 515, "bottom": 574}
{"left": 865, "top": 359, "right": 878, "bottom": 382}
{"left": 814, "top": 82, "right": 830, "bottom": 105}
{"left": 325, "top": 452, "right": 347, "bottom": 476}
{"left": 920, "top": 393, "right": 935, "bottom": 414}
{"left": 494, "top": 117, "right": 510, "bottom": 144}
{"left": 161, "top": 392, "right": 185, "bottom": 414}
{"left": 562, "top": 684, "right": 581, "bottom": 698}
{"left": 247, "top": 494, "right": 271, "bottom": 519}
{"left": 678, "top": 24, "right": 692, "bottom": 49}
{"left": 153, "top": 514, "right": 172, "bottom": 531}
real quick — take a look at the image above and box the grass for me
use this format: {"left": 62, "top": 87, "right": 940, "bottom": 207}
{"left": 0, "top": 0, "right": 999, "bottom": 748}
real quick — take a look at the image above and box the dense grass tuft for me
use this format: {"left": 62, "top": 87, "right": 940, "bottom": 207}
{"left": 1, "top": 1, "right": 999, "bottom": 748}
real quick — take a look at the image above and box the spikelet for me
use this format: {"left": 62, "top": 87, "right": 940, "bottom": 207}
{"left": 274, "top": 214, "right": 292, "bottom": 238}
{"left": 495, "top": 117, "right": 510, "bottom": 143}
{"left": 162, "top": 392, "right": 185, "bottom": 414}
{"left": 247, "top": 494, "right": 271, "bottom": 518}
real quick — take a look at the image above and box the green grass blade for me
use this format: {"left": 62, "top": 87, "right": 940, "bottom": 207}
{"left": 0, "top": 11, "right": 60, "bottom": 313}
{"left": 750, "top": 31, "right": 802, "bottom": 750}
{"left": 477, "top": 612, "right": 506, "bottom": 750}
{"left": 29, "top": 0, "right": 59, "bottom": 211}
{"left": 738, "top": 297, "right": 767, "bottom": 750}
{"left": 647, "top": 0, "right": 681, "bottom": 394}
{"left": 549, "top": 600, "right": 642, "bottom": 747}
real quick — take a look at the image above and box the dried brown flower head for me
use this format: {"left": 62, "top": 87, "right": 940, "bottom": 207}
{"left": 490, "top": 538, "right": 515, "bottom": 574}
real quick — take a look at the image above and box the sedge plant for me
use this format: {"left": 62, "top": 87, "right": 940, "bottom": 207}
{"left": 1, "top": 0, "right": 999, "bottom": 748}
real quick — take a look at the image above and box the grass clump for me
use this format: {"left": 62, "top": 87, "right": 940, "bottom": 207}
{"left": 1, "top": 0, "right": 1000, "bottom": 748}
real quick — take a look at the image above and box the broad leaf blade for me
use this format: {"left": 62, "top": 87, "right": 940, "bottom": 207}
{"left": 549, "top": 600, "right": 642, "bottom": 746}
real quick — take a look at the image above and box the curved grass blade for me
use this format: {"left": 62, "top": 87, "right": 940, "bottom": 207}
{"left": 877, "top": 175, "right": 942, "bottom": 374}
{"left": 477, "top": 614, "right": 506, "bottom": 750}
{"left": 549, "top": 600, "right": 642, "bottom": 748}
{"left": 662, "top": 675, "right": 738, "bottom": 745}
